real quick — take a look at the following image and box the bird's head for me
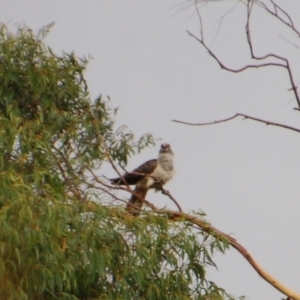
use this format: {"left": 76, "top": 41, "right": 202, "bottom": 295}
{"left": 160, "top": 143, "right": 172, "bottom": 154}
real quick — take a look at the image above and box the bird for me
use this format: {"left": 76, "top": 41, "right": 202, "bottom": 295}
{"left": 110, "top": 143, "right": 175, "bottom": 216}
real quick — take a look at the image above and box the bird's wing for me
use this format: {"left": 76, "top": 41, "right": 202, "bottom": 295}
{"left": 110, "top": 159, "right": 158, "bottom": 185}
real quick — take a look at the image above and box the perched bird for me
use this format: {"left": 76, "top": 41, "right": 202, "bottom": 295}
{"left": 110, "top": 143, "right": 175, "bottom": 216}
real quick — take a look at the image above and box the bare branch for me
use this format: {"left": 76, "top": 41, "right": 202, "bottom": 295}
{"left": 191, "top": 0, "right": 300, "bottom": 108}
{"left": 173, "top": 113, "right": 300, "bottom": 134}
{"left": 194, "top": 0, "right": 204, "bottom": 42}
{"left": 244, "top": 1, "right": 300, "bottom": 107}
{"left": 278, "top": 34, "right": 300, "bottom": 49}
{"left": 160, "top": 187, "right": 183, "bottom": 212}
{"left": 253, "top": 0, "right": 300, "bottom": 37}
{"left": 187, "top": 30, "right": 287, "bottom": 71}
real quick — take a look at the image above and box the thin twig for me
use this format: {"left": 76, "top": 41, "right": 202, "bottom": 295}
{"left": 254, "top": 0, "right": 300, "bottom": 36}
{"left": 161, "top": 187, "right": 183, "bottom": 212}
{"left": 87, "top": 167, "right": 157, "bottom": 213}
{"left": 173, "top": 113, "right": 300, "bottom": 134}
{"left": 194, "top": 0, "right": 204, "bottom": 42}
{"left": 187, "top": 30, "right": 287, "bottom": 71}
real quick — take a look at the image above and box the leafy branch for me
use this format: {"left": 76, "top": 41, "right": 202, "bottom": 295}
{"left": 102, "top": 146, "right": 300, "bottom": 300}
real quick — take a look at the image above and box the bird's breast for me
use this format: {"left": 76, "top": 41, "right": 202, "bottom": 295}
{"left": 147, "top": 164, "right": 175, "bottom": 188}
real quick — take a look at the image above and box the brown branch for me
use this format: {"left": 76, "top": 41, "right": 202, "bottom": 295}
{"left": 85, "top": 142, "right": 298, "bottom": 297}
{"left": 194, "top": 0, "right": 204, "bottom": 42}
{"left": 189, "top": 25, "right": 299, "bottom": 105}
{"left": 254, "top": 0, "right": 300, "bottom": 37}
{"left": 190, "top": 0, "right": 300, "bottom": 108}
{"left": 160, "top": 187, "right": 183, "bottom": 212}
{"left": 97, "top": 169, "right": 182, "bottom": 212}
{"left": 126, "top": 172, "right": 183, "bottom": 211}
{"left": 86, "top": 170, "right": 300, "bottom": 299}
{"left": 173, "top": 113, "right": 300, "bottom": 134}
{"left": 148, "top": 207, "right": 300, "bottom": 300}
{"left": 245, "top": 1, "right": 300, "bottom": 108}
{"left": 186, "top": 213, "right": 300, "bottom": 300}
{"left": 187, "top": 30, "right": 287, "bottom": 70}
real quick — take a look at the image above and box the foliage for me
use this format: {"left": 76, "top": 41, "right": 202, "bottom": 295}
{"left": 0, "top": 24, "right": 237, "bottom": 299}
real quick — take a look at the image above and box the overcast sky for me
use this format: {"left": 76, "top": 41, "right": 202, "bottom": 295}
{"left": 2, "top": 0, "right": 300, "bottom": 299}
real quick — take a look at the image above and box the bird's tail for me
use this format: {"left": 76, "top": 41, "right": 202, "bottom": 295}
{"left": 126, "top": 186, "right": 148, "bottom": 216}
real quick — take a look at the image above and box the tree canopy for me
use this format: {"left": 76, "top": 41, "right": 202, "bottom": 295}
{"left": 0, "top": 25, "right": 234, "bottom": 300}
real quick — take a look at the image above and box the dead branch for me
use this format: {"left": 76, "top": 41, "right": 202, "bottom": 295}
{"left": 253, "top": 0, "right": 300, "bottom": 37}
{"left": 191, "top": 0, "right": 300, "bottom": 108}
{"left": 173, "top": 113, "right": 300, "bottom": 133}
{"left": 245, "top": 1, "right": 300, "bottom": 107}
{"left": 187, "top": 30, "right": 287, "bottom": 71}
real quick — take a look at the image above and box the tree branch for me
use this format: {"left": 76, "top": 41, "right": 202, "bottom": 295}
{"left": 147, "top": 206, "right": 300, "bottom": 300}
{"left": 253, "top": 0, "right": 300, "bottom": 37}
{"left": 160, "top": 187, "right": 183, "bottom": 212}
{"left": 244, "top": 1, "right": 300, "bottom": 107}
{"left": 191, "top": 0, "right": 300, "bottom": 108}
{"left": 187, "top": 30, "right": 287, "bottom": 72}
{"left": 90, "top": 148, "right": 299, "bottom": 298}
{"left": 173, "top": 113, "right": 300, "bottom": 134}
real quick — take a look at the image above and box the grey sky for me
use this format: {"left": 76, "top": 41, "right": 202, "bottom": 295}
{"left": 2, "top": 0, "right": 300, "bottom": 299}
